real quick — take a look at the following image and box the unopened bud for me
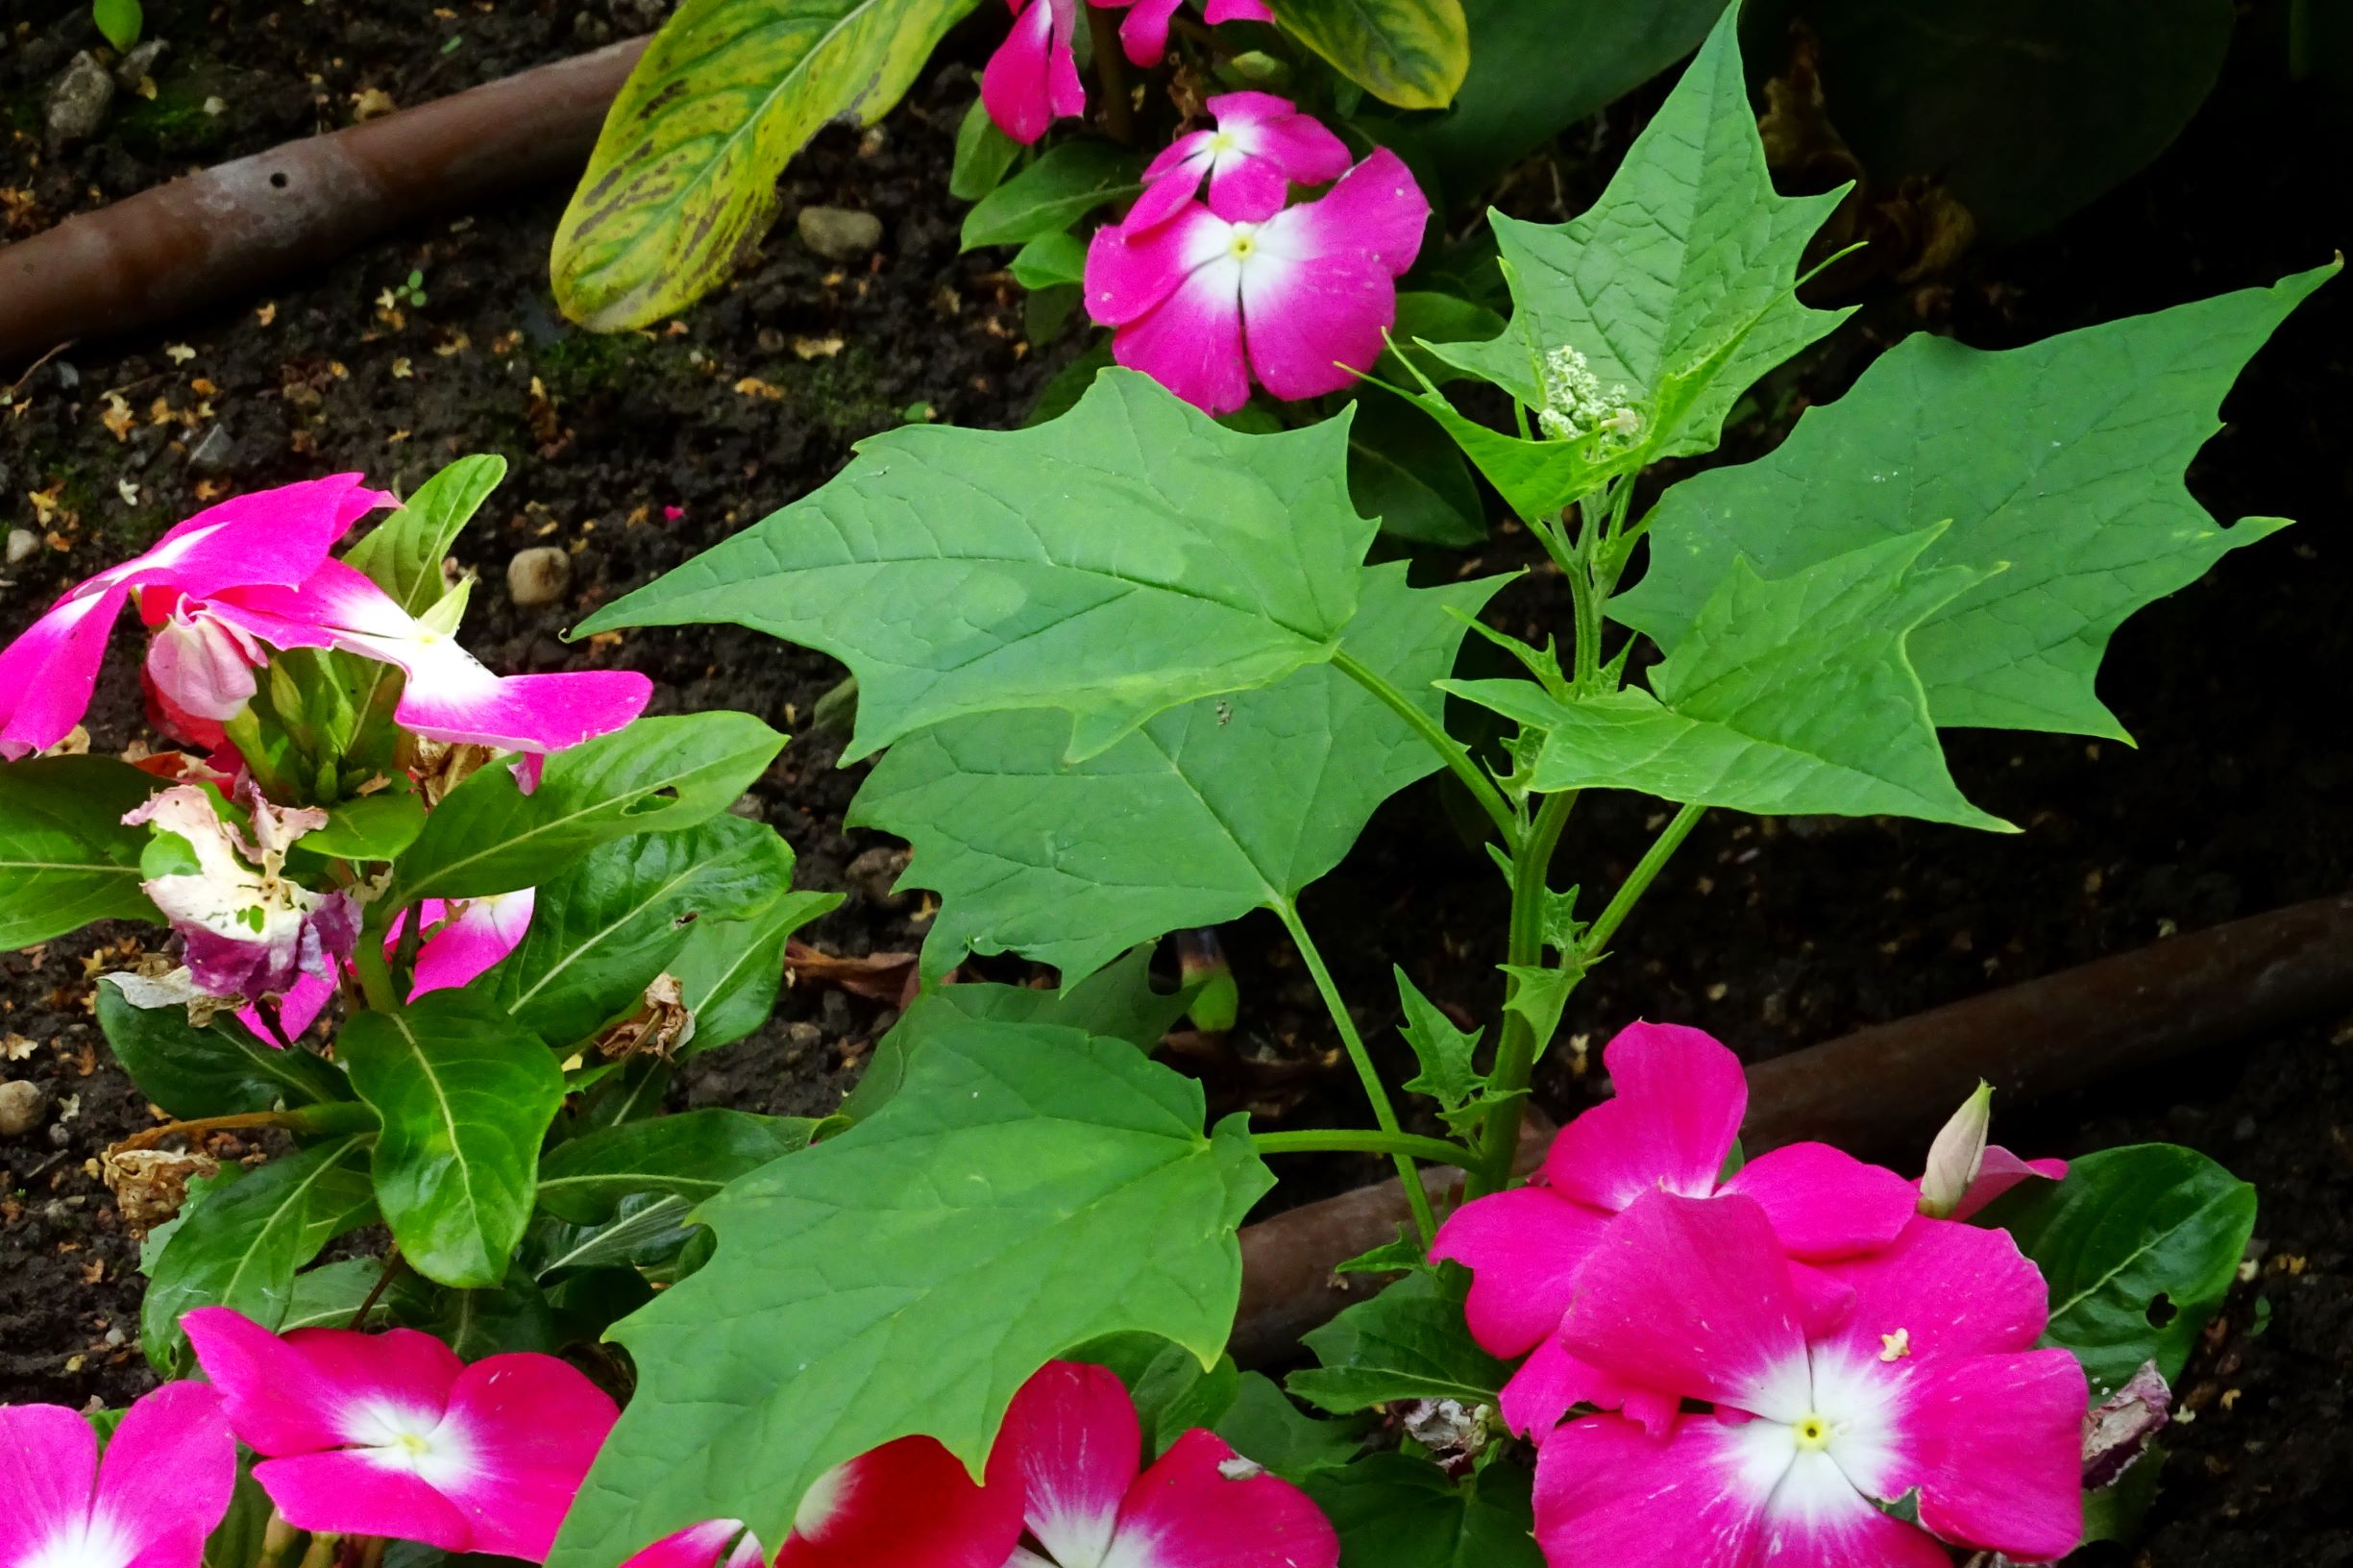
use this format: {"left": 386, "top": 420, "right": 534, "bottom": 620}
{"left": 144, "top": 600, "right": 259, "bottom": 722}
{"left": 1919, "top": 1081, "right": 1994, "bottom": 1217}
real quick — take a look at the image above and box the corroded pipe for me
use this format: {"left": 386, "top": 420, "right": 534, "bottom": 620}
{"left": 0, "top": 38, "right": 649, "bottom": 363}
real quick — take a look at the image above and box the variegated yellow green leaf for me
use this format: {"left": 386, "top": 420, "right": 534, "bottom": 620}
{"left": 1277, "top": 0, "right": 1470, "bottom": 110}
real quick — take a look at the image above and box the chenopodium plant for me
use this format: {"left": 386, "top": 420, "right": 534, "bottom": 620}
{"left": 0, "top": 455, "right": 852, "bottom": 1556}
{"left": 532, "top": 12, "right": 2310, "bottom": 1568}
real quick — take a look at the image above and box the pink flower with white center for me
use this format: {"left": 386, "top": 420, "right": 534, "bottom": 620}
{"left": 0, "top": 1383, "right": 235, "bottom": 1568}
{"left": 1130, "top": 93, "right": 1351, "bottom": 232}
{"left": 981, "top": 0, "right": 1275, "bottom": 143}
{"left": 1537, "top": 1192, "right": 2087, "bottom": 1568}
{"left": 1430, "top": 1022, "right": 1920, "bottom": 1442}
{"left": 182, "top": 1307, "right": 619, "bottom": 1562}
{"left": 125, "top": 783, "right": 359, "bottom": 1012}
{"left": 1084, "top": 150, "right": 1428, "bottom": 415}
{"left": 0, "top": 475, "right": 392, "bottom": 759}
{"left": 622, "top": 1520, "right": 766, "bottom": 1568}
{"left": 200, "top": 559, "right": 651, "bottom": 755}
{"left": 993, "top": 1360, "right": 1338, "bottom": 1568}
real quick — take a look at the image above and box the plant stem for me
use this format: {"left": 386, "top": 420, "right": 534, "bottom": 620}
{"left": 1584, "top": 803, "right": 1706, "bottom": 955}
{"left": 1253, "top": 1128, "right": 1479, "bottom": 1169}
{"left": 349, "top": 937, "right": 400, "bottom": 1013}
{"left": 1086, "top": 6, "right": 1136, "bottom": 144}
{"left": 1331, "top": 649, "right": 1516, "bottom": 844}
{"left": 110, "top": 1102, "right": 370, "bottom": 1153}
{"left": 348, "top": 1249, "right": 405, "bottom": 1329}
{"left": 1276, "top": 901, "right": 1439, "bottom": 1245}
{"left": 1470, "top": 787, "right": 1578, "bottom": 1195}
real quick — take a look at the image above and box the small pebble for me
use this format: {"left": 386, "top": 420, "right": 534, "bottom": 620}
{"left": 845, "top": 845, "right": 912, "bottom": 907}
{"left": 0, "top": 1079, "right": 45, "bottom": 1137}
{"left": 113, "top": 38, "right": 168, "bottom": 91}
{"left": 47, "top": 52, "right": 115, "bottom": 146}
{"left": 506, "top": 546, "right": 573, "bottom": 607}
{"left": 187, "top": 424, "right": 238, "bottom": 475}
{"left": 797, "top": 206, "right": 884, "bottom": 260}
{"left": 6, "top": 527, "right": 38, "bottom": 566}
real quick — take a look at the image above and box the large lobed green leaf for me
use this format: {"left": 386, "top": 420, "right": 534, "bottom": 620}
{"left": 0, "top": 756, "right": 160, "bottom": 946}
{"left": 853, "top": 564, "right": 1504, "bottom": 982}
{"left": 1615, "top": 261, "right": 2337, "bottom": 738}
{"left": 551, "top": 0, "right": 980, "bottom": 330}
{"left": 1982, "top": 1142, "right": 2257, "bottom": 1399}
{"left": 1276, "top": 0, "right": 1470, "bottom": 110}
{"left": 537, "top": 1109, "right": 820, "bottom": 1224}
{"left": 576, "top": 371, "right": 1381, "bottom": 763}
{"left": 339, "top": 994, "right": 567, "bottom": 1289}
{"left": 1432, "top": 7, "right": 1849, "bottom": 460}
{"left": 548, "top": 1020, "right": 1270, "bottom": 1567}
{"left": 393, "top": 712, "right": 786, "bottom": 901}
{"left": 1450, "top": 527, "right": 2011, "bottom": 828}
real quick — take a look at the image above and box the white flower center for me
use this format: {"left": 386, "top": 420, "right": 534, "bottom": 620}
{"left": 21, "top": 1511, "right": 135, "bottom": 1568}
{"left": 1226, "top": 222, "right": 1261, "bottom": 262}
{"left": 342, "top": 1401, "right": 475, "bottom": 1492}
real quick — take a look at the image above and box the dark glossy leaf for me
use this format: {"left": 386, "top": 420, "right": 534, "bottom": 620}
{"left": 1347, "top": 390, "right": 1485, "bottom": 547}
{"left": 343, "top": 455, "right": 505, "bottom": 617}
{"left": 97, "top": 976, "right": 352, "bottom": 1118}
{"left": 537, "top": 1109, "right": 819, "bottom": 1223}
{"left": 307, "top": 791, "right": 428, "bottom": 862}
{"left": 949, "top": 96, "right": 1023, "bottom": 202}
{"left": 1288, "top": 1271, "right": 1510, "bottom": 1413}
{"left": 0, "top": 756, "right": 160, "bottom": 945}
{"left": 1304, "top": 1453, "right": 1544, "bottom": 1568}
{"left": 1213, "top": 1372, "right": 1362, "bottom": 1482}
{"left": 961, "top": 142, "right": 1144, "bottom": 250}
{"left": 672, "top": 888, "right": 841, "bottom": 1056}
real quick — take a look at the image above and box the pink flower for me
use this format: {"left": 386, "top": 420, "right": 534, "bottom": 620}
{"left": 993, "top": 1360, "right": 1338, "bottom": 1568}
{"left": 125, "top": 782, "right": 360, "bottom": 1012}
{"left": 0, "top": 1382, "right": 236, "bottom": 1568}
{"left": 1430, "top": 1022, "right": 1920, "bottom": 1440}
{"left": 0, "top": 476, "right": 391, "bottom": 759}
{"left": 257, "top": 888, "right": 537, "bottom": 1042}
{"left": 1535, "top": 1191, "right": 2086, "bottom": 1568}
{"left": 1084, "top": 150, "right": 1428, "bottom": 415}
{"left": 201, "top": 559, "right": 651, "bottom": 755}
{"left": 183, "top": 1307, "right": 620, "bottom": 1562}
{"left": 1130, "top": 93, "right": 1351, "bottom": 231}
{"left": 980, "top": 0, "right": 1275, "bottom": 143}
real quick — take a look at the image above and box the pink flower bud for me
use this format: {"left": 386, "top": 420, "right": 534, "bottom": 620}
{"left": 1919, "top": 1081, "right": 1995, "bottom": 1218}
{"left": 144, "top": 599, "right": 261, "bottom": 722}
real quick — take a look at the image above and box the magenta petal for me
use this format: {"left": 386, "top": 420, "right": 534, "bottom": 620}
{"left": 1276, "top": 149, "right": 1428, "bottom": 277}
{"left": 1501, "top": 1335, "right": 1680, "bottom": 1443}
{"left": 1204, "top": 158, "right": 1290, "bottom": 224}
{"left": 1239, "top": 244, "right": 1392, "bottom": 401}
{"left": 241, "top": 965, "right": 337, "bottom": 1044}
{"left": 774, "top": 1434, "right": 1023, "bottom": 1568}
{"left": 1107, "top": 1429, "right": 1338, "bottom": 1568}
{"left": 1949, "top": 1148, "right": 2068, "bottom": 1221}
{"left": 623, "top": 1521, "right": 763, "bottom": 1568}
{"left": 93, "top": 1382, "right": 237, "bottom": 1568}
{"left": 1788, "top": 1260, "right": 1858, "bottom": 1339}
{"left": 1720, "top": 1142, "right": 1918, "bottom": 1262}
{"left": 433, "top": 1354, "right": 620, "bottom": 1561}
{"left": 1815, "top": 1215, "right": 2051, "bottom": 1363}
{"left": 184, "top": 1310, "right": 463, "bottom": 1458}
{"left": 1203, "top": 0, "right": 1273, "bottom": 20}
{"left": 1557, "top": 1191, "right": 1811, "bottom": 1423}
{"left": 997, "top": 1361, "right": 1139, "bottom": 1567}
{"left": 1113, "top": 260, "right": 1252, "bottom": 415}
{"left": 1542, "top": 1021, "right": 1747, "bottom": 1212}
{"left": 252, "top": 1453, "right": 474, "bottom": 1554}
{"left": 1116, "top": 0, "right": 1184, "bottom": 64}
{"left": 394, "top": 665, "right": 654, "bottom": 754}
{"left": 1428, "top": 1185, "right": 1610, "bottom": 1357}
{"left": 1888, "top": 1350, "right": 2088, "bottom": 1560}
{"left": 982, "top": 0, "right": 1069, "bottom": 144}
{"left": 0, "top": 584, "right": 127, "bottom": 759}
{"left": 0, "top": 1403, "right": 99, "bottom": 1563}
{"left": 1128, "top": 155, "right": 1212, "bottom": 233}
{"left": 1085, "top": 206, "right": 1228, "bottom": 326}
{"left": 1532, "top": 1415, "right": 1769, "bottom": 1568}
{"left": 411, "top": 889, "right": 536, "bottom": 996}
{"left": 133, "top": 475, "right": 392, "bottom": 601}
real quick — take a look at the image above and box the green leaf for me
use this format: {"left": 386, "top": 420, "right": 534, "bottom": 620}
{"left": 418, "top": 1273, "right": 558, "bottom": 1359}
{"left": 671, "top": 889, "right": 843, "bottom": 1056}
{"left": 279, "top": 1258, "right": 431, "bottom": 1332}
{"left": 1288, "top": 1271, "right": 1510, "bottom": 1413}
{"left": 855, "top": 564, "right": 1504, "bottom": 982}
{"left": 546, "top": 1021, "right": 1271, "bottom": 1567}
{"left": 1433, "top": 7, "right": 1849, "bottom": 459}
{"left": 1614, "top": 261, "right": 2338, "bottom": 739}
{"left": 483, "top": 818, "right": 794, "bottom": 1048}
{"left": 1024, "top": 340, "right": 1115, "bottom": 427}
{"left": 204, "top": 1455, "right": 273, "bottom": 1568}
{"left": 140, "top": 1136, "right": 376, "bottom": 1374}
{"left": 394, "top": 713, "right": 786, "bottom": 900}
{"left": 339, "top": 994, "right": 567, "bottom": 1289}
{"left": 1213, "top": 1372, "right": 1362, "bottom": 1482}
{"left": 1496, "top": 963, "right": 1574, "bottom": 1063}
{"left": 96, "top": 976, "right": 352, "bottom": 1118}
{"left": 842, "top": 945, "right": 1188, "bottom": 1120}
{"left": 948, "top": 96, "right": 1022, "bottom": 203}
{"left": 0, "top": 757, "right": 161, "bottom": 945}
{"left": 1347, "top": 390, "right": 1485, "bottom": 547}
{"left": 528, "top": 1191, "right": 703, "bottom": 1278}
{"left": 1457, "top": 527, "right": 2012, "bottom": 828}
{"left": 342, "top": 455, "right": 506, "bottom": 617}
{"left": 577, "top": 372, "right": 1380, "bottom": 763}
{"left": 1393, "top": 967, "right": 1483, "bottom": 1123}
{"left": 1010, "top": 232, "right": 1091, "bottom": 290}
{"left": 1097, "top": 1337, "right": 1243, "bottom": 1453}
{"left": 1276, "top": 0, "right": 1470, "bottom": 110}
{"left": 1383, "top": 384, "right": 1630, "bottom": 524}
{"left": 1305, "top": 1453, "right": 1544, "bottom": 1568}
{"left": 1980, "top": 1143, "right": 2257, "bottom": 1398}
{"left": 91, "top": 0, "right": 143, "bottom": 52}
{"left": 963, "top": 142, "right": 1144, "bottom": 250}
{"left": 307, "top": 791, "right": 428, "bottom": 862}
{"left": 537, "top": 1109, "right": 819, "bottom": 1223}
{"left": 551, "top": 0, "right": 982, "bottom": 329}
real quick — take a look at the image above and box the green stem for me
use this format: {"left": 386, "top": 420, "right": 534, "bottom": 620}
{"left": 1276, "top": 902, "right": 1438, "bottom": 1245}
{"left": 1584, "top": 803, "right": 1706, "bottom": 955}
{"left": 1331, "top": 649, "right": 1515, "bottom": 844}
{"left": 1086, "top": 5, "right": 1136, "bottom": 143}
{"left": 1253, "top": 1128, "right": 1480, "bottom": 1169}
{"left": 349, "top": 938, "right": 400, "bottom": 1014}
{"left": 1470, "top": 787, "right": 1578, "bottom": 1195}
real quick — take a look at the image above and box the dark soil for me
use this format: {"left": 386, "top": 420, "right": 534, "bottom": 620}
{"left": 1, "top": 4, "right": 2346, "bottom": 1564}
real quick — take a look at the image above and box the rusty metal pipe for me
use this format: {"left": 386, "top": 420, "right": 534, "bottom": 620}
{"left": 1232, "top": 892, "right": 2353, "bottom": 1362}
{"left": 0, "top": 38, "right": 649, "bottom": 364}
